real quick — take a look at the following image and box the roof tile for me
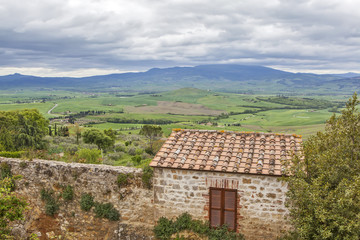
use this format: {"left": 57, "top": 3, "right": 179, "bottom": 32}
{"left": 150, "top": 130, "right": 302, "bottom": 176}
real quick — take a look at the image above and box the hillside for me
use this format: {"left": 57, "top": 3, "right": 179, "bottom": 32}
{"left": 0, "top": 65, "right": 359, "bottom": 94}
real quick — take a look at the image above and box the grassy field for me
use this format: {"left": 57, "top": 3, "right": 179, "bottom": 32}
{"left": 0, "top": 88, "right": 348, "bottom": 139}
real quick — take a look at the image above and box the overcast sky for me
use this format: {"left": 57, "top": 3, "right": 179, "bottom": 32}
{"left": 0, "top": 0, "right": 359, "bottom": 77}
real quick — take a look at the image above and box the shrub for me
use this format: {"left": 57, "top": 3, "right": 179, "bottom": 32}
{"left": 0, "top": 151, "right": 25, "bottom": 158}
{"left": 93, "top": 202, "right": 120, "bottom": 221}
{"left": 106, "top": 152, "right": 124, "bottom": 161}
{"left": 45, "top": 198, "right": 60, "bottom": 216}
{"left": 135, "top": 148, "right": 143, "bottom": 155}
{"left": 142, "top": 165, "right": 153, "bottom": 189}
{"left": 76, "top": 148, "right": 101, "bottom": 164}
{"left": 0, "top": 162, "right": 12, "bottom": 180}
{"left": 154, "top": 217, "right": 175, "bottom": 240}
{"left": 62, "top": 185, "right": 74, "bottom": 201}
{"left": 127, "top": 147, "right": 136, "bottom": 156}
{"left": 131, "top": 155, "right": 142, "bottom": 165}
{"left": 80, "top": 193, "right": 94, "bottom": 211}
{"left": 153, "top": 213, "right": 244, "bottom": 240}
{"left": 40, "top": 188, "right": 59, "bottom": 216}
{"left": 114, "top": 143, "right": 126, "bottom": 152}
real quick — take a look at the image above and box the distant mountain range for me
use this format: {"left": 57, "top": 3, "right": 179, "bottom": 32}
{"left": 1, "top": 64, "right": 359, "bottom": 94}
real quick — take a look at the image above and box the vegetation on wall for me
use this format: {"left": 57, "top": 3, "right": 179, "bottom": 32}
{"left": 40, "top": 188, "right": 60, "bottom": 216}
{"left": 117, "top": 173, "right": 133, "bottom": 188}
{"left": 153, "top": 212, "right": 244, "bottom": 240}
{"left": 142, "top": 165, "right": 153, "bottom": 189}
{"left": 61, "top": 185, "right": 74, "bottom": 201}
{"left": 80, "top": 193, "right": 94, "bottom": 211}
{"left": 282, "top": 93, "right": 360, "bottom": 239}
{"left": 93, "top": 202, "right": 120, "bottom": 221}
{"left": 0, "top": 176, "right": 28, "bottom": 239}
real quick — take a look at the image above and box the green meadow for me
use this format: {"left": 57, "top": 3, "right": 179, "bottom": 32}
{"left": 0, "top": 88, "right": 348, "bottom": 139}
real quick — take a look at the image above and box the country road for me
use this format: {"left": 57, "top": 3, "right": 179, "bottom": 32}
{"left": 48, "top": 103, "right": 58, "bottom": 114}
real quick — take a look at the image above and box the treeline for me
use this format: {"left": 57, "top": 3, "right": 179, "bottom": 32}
{"left": 256, "top": 96, "right": 341, "bottom": 109}
{"left": 48, "top": 110, "right": 124, "bottom": 123}
{"left": 0, "top": 109, "right": 49, "bottom": 151}
{"left": 105, "top": 118, "right": 176, "bottom": 125}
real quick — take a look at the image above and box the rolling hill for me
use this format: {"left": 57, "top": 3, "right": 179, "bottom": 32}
{"left": 0, "top": 65, "right": 359, "bottom": 94}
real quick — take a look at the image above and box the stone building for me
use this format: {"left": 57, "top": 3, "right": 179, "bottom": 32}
{"left": 150, "top": 129, "right": 302, "bottom": 240}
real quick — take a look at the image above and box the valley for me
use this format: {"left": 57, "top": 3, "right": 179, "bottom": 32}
{"left": 0, "top": 87, "right": 349, "bottom": 139}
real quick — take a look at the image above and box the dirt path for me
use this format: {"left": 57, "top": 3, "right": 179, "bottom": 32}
{"left": 48, "top": 103, "right": 58, "bottom": 114}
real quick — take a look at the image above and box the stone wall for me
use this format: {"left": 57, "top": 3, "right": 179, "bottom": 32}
{"left": 0, "top": 157, "right": 154, "bottom": 240}
{"left": 153, "top": 168, "right": 291, "bottom": 240}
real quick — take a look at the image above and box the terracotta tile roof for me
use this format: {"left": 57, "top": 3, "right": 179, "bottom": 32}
{"left": 150, "top": 129, "right": 302, "bottom": 176}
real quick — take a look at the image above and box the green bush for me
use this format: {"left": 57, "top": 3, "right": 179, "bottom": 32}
{"left": 45, "top": 198, "right": 60, "bottom": 216}
{"left": 40, "top": 188, "right": 59, "bottom": 216}
{"left": 153, "top": 213, "right": 244, "bottom": 240}
{"left": 0, "top": 151, "right": 24, "bottom": 158}
{"left": 154, "top": 217, "right": 175, "bottom": 239}
{"left": 80, "top": 193, "right": 94, "bottom": 211}
{"left": 0, "top": 162, "right": 12, "bottom": 180}
{"left": 93, "top": 202, "right": 120, "bottom": 221}
{"left": 131, "top": 155, "right": 142, "bottom": 165}
{"left": 142, "top": 165, "right": 153, "bottom": 189}
{"left": 76, "top": 148, "right": 101, "bottom": 164}
{"left": 62, "top": 185, "right": 74, "bottom": 201}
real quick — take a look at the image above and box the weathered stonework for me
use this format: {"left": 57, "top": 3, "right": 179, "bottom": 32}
{"left": 153, "top": 168, "right": 291, "bottom": 240}
{"left": 0, "top": 157, "right": 154, "bottom": 240}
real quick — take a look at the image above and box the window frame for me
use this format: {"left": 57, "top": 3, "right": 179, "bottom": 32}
{"left": 209, "top": 187, "right": 237, "bottom": 231}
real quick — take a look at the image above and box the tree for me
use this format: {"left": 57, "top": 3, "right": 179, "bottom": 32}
{"left": 283, "top": 93, "right": 360, "bottom": 239}
{"left": 82, "top": 129, "right": 114, "bottom": 150}
{"left": 0, "top": 109, "right": 49, "bottom": 151}
{"left": 0, "top": 176, "right": 28, "bottom": 239}
{"left": 104, "top": 128, "right": 117, "bottom": 141}
{"left": 74, "top": 123, "right": 82, "bottom": 145}
{"left": 139, "top": 125, "right": 163, "bottom": 153}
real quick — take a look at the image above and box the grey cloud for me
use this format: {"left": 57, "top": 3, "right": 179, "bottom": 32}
{"left": 0, "top": 0, "right": 359, "bottom": 75}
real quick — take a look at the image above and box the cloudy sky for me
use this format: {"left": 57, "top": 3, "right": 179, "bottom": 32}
{"left": 0, "top": 0, "right": 359, "bottom": 77}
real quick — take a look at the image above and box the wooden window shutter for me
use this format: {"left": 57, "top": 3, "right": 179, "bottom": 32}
{"left": 210, "top": 188, "right": 237, "bottom": 230}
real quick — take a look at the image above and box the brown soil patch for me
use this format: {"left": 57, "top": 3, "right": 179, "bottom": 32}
{"left": 126, "top": 101, "right": 225, "bottom": 116}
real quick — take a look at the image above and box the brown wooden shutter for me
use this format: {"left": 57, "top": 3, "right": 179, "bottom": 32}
{"left": 210, "top": 188, "right": 237, "bottom": 231}
{"left": 210, "top": 189, "right": 222, "bottom": 227}
{"left": 224, "top": 190, "right": 236, "bottom": 230}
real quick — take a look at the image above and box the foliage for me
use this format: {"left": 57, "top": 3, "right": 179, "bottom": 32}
{"left": 0, "top": 109, "right": 49, "bottom": 151}
{"left": 131, "top": 155, "right": 142, "bottom": 165}
{"left": 40, "top": 189, "right": 59, "bottom": 216}
{"left": 142, "top": 165, "right": 153, "bottom": 189}
{"left": 139, "top": 125, "right": 163, "bottom": 152}
{"left": 76, "top": 148, "right": 101, "bottom": 164}
{"left": 0, "top": 176, "right": 28, "bottom": 239}
{"left": 0, "top": 151, "right": 25, "bottom": 158}
{"left": 256, "top": 96, "right": 338, "bottom": 109}
{"left": 93, "top": 202, "right": 120, "bottom": 221}
{"left": 82, "top": 128, "right": 115, "bottom": 150}
{"left": 103, "top": 128, "right": 117, "bottom": 141}
{"left": 80, "top": 193, "right": 94, "bottom": 211}
{"left": 117, "top": 173, "right": 133, "bottom": 188}
{"left": 0, "top": 163, "right": 12, "bottom": 180}
{"left": 62, "top": 185, "right": 74, "bottom": 201}
{"left": 283, "top": 93, "right": 360, "bottom": 239}
{"left": 127, "top": 147, "right": 136, "bottom": 156}
{"left": 153, "top": 213, "right": 244, "bottom": 240}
